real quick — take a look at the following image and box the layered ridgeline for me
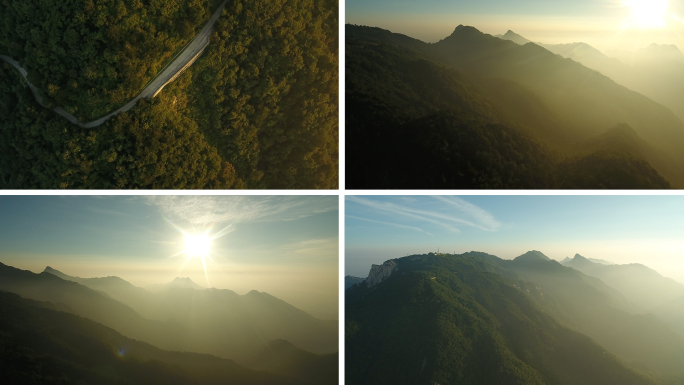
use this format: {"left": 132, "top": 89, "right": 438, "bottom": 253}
{"left": 561, "top": 254, "right": 684, "bottom": 337}
{"left": 0, "top": 262, "right": 338, "bottom": 385}
{"left": 347, "top": 252, "right": 684, "bottom": 384}
{"left": 0, "top": 291, "right": 295, "bottom": 385}
{"left": 346, "top": 24, "right": 684, "bottom": 188}
{"left": 0, "top": 0, "right": 338, "bottom": 189}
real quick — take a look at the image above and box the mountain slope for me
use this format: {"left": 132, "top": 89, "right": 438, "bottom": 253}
{"left": 346, "top": 253, "right": 654, "bottom": 385}
{"left": 346, "top": 25, "right": 672, "bottom": 188}
{"left": 0, "top": 262, "right": 189, "bottom": 352}
{"left": 0, "top": 291, "right": 293, "bottom": 385}
{"left": 562, "top": 254, "right": 684, "bottom": 312}
{"left": 245, "top": 339, "right": 338, "bottom": 385}
{"left": 496, "top": 30, "right": 532, "bottom": 45}
{"left": 42, "top": 266, "right": 338, "bottom": 360}
{"left": 496, "top": 253, "right": 684, "bottom": 383}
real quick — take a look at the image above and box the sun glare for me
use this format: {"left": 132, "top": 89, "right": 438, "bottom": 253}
{"left": 184, "top": 233, "right": 211, "bottom": 257}
{"left": 623, "top": 0, "right": 669, "bottom": 29}
{"left": 164, "top": 219, "right": 235, "bottom": 288}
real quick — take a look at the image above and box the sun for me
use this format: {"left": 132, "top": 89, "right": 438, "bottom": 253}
{"left": 623, "top": 0, "right": 669, "bottom": 29}
{"left": 184, "top": 233, "right": 211, "bottom": 257}
{"left": 164, "top": 220, "right": 234, "bottom": 288}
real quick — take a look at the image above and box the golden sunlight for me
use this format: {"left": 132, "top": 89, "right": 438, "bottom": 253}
{"left": 184, "top": 233, "right": 211, "bottom": 257}
{"left": 623, "top": 0, "right": 669, "bottom": 29}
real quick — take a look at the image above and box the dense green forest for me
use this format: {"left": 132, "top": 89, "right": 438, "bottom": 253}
{"left": 346, "top": 24, "right": 681, "bottom": 189}
{"left": 0, "top": 0, "right": 338, "bottom": 189}
{"left": 346, "top": 253, "right": 656, "bottom": 385}
{"left": 0, "top": 0, "right": 223, "bottom": 121}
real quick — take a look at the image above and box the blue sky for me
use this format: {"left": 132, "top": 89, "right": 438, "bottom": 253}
{"left": 0, "top": 195, "right": 339, "bottom": 316}
{"left": 346, "top": 0, "right": 684, "bottom": 51}
{"left": 346, "top": 195, "right": 684, "bottom": 283}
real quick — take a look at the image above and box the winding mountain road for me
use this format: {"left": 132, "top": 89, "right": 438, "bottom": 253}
{"left": 0, "top": 0, "right": 227, "bottom": 128}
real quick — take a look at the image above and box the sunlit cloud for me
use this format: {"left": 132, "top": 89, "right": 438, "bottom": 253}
{"left": 141, "top": 196, "right": 337, "bottom": 224}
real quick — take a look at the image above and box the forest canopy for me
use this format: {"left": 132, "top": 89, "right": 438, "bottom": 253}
{"left": 0, "top": 0, "right": 338, "bottom": 189}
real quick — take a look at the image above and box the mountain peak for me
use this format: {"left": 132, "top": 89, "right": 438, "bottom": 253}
{"left": 449, "top": 24, "right": 482, "bottom": 37}
{"left": 169, "top": 277, "right": 204, "bottom": 290}
{"left": 515, "top": 250, "right": 551, "bottom": 262}
{"left": 498, "top": 30, "right": 532, "bottom": 45}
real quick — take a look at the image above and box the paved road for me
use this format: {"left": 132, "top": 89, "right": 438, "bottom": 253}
{"left": 0, "top": 0, "right": 227, "bottom": 128}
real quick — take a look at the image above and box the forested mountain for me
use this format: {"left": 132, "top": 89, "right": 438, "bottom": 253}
{"left": 346, "top": 252, "right": 655, "bottom": 385}
{"left": 493, "top": 252, "right": 684, "bottom": 383}
{"left": 0, "top": 291, "right": 295, "bottom": 385}
{"left": 346, "top": 24, "right": 684, "bottom": 188}
{"left": 0, "top": 0, "right": 338, "bottom": 189}
{"left": 0, "top": 262, "right": 338, "bottom": 384}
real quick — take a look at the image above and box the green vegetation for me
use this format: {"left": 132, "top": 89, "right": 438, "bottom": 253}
{"left": 0, "top": 0, "right": 338, "bottom": 189}
{"left": 346, "top": 24, "right": 684, "bottom": 188}
{"left": 346, "top": 253, "right": 655, "bottom": 385}
{"left": 0, "top": 63, "right": 236, "bottom": 189}
{"left": 189, "top": 0, "right": 339, "bottom": 188}
{"left": 0, "top": 0, "right": 223, "bottom": 121}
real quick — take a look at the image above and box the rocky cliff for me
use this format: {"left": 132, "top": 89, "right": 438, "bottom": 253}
{"left": 366, "top": 260, "right": 399, "bottom": 288}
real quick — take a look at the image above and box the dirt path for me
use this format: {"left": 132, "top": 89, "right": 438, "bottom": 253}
{"left": 0, "top": 0, "right": 227, "bottom": 128}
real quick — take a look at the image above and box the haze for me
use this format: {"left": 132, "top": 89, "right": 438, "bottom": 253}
{"left": 0, "top": 195, "right": 339, "bottom": 318}
{"left": 347, "top": 0, "right": 684, "bottom": 52}
{"left": 346, "top": 195, "right": 684, "bottom": 283}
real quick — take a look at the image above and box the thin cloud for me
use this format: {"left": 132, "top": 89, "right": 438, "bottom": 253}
{"left": 432, "top": 196, "right": 501, "bottom": 231}
{"left": 141, "top": 196, "right": 337, "bottom": 224}
{"left": 347, "top": 196, "right": 501, "bottom": 233}
{"left": 346, "top": 215, "right": 434, "bottom": 236}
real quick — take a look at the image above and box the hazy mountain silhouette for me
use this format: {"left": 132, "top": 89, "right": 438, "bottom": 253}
{"left": 147, "top": 276, "right": 205, "bottom": 292}
{"left": 345, "top": 275, "right": 365, "bottom": 289}
{"left": 562, "top": 254, "right": 684, "bottom": 313}
{"left": 0, "top": 291, "right": 295, "bottom": 385}
{"left": 495, "top": 30, "right": 532, "bottom": 45}
{"left": 534, "top": 38, "right": 684, "bottom": 124}
{"left": 430, "top": 26, "right": 684, "bottom": 185}
{"left": 0, "top": 262, "right": 188, "bottom": 353}
{"left": 346, "top": 252, "right": 655, "bottom": 384}
{"left": 345, "top": 24, "right": 683, "bottom": 188}
{"left": 498, "top": 252, "right": 684, "bottom": 383}
{"left": 41, "top": 265, "right": 338, "bottom": 361}
{"left": 561, "top": 254, "right": 612, "bottom": 265}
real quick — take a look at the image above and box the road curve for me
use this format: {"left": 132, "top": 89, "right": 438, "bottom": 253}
{"left": 0, "top": 0, "right": 227, "bottom": 128}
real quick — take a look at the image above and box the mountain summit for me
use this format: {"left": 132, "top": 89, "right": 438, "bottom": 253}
{"left": 170, "top": 277, "right": 204, "bottom": 290}
{"left": 496, "top": 30, "right": 532, "bottom": 45}
{"left": 514, "top": 250, "right": 551, "bottom": 262}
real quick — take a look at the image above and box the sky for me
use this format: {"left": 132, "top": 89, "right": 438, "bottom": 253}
{"left": 0, "top": 195, "right": 339, "bottom": 317}
{"left": 346, "top": 0, "right": 684, "bottom": 52}
{"left": 346, "top": 195, "right": 684, "bottom": 284}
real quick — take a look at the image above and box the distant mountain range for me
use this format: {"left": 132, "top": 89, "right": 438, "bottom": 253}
{"left": 0, "top": 291, "right": 294, "bottom": 385}
{"left": 0, "top": 262, "right": 338, "bottom": 384}
{"left": 347, "top": 251, "right": 684, "bottom": 384}
{"left": 346, "top": 24, "right": 684, "bottom": 188}
{"left": 345, "top": 275, "right": 365, "bottom": 290}
{"left": 497, "top": 30, "right": 684, "bottom": 125}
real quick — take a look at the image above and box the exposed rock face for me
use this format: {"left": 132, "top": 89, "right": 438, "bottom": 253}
{"left": 366, "top": 260, "right": 398, "bottom": 288}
